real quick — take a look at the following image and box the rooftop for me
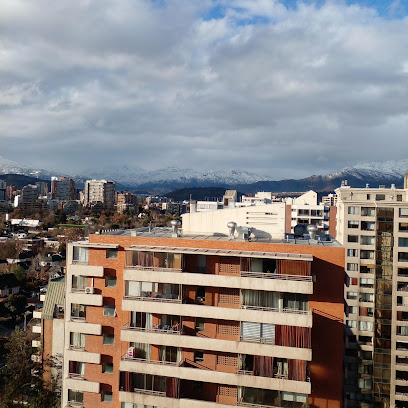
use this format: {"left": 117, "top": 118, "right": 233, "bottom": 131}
{"left": 96, "top": 227, "right": 342, "bottom": 247}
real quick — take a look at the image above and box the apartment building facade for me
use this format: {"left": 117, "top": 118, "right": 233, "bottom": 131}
{"left": 51, "top": 177, "right": 76, "bottom": 201}
{"left": 83, "top": 180, "right": 116, "bottom": 209}
{"left": 62, "top": 225, "right": 344, "bottom": 408}
{"left": 337, "top": 183, "right": 408, "bottom": 408}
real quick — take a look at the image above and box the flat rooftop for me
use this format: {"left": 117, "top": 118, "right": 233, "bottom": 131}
{"left": 96, "top": 227, "right": 342, "bottom": 247}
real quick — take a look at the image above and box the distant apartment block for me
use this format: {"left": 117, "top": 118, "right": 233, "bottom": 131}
{"left": 0, "top": 180, "right": 6, "bottom": 201}
{"left": 36, "top": 181, "right": 49, "bottom": 197}
{"left": 83, "top": 180, "right": 115, "bottom": 209}
{"left": 51, "top": 177, "right": 76, "bottom": 201}
{"left": 116, "top": 192, "right": 138, "bottom": 214}
{"left": 337, "top": 179, "right": 408, "bottom": 408}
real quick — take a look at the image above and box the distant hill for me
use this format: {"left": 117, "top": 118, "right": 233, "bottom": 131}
{"left": 0, "top": 174, "right": 50, "bottom": 189}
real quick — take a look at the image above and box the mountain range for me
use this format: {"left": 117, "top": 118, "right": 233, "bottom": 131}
{"left": 0, "top": 155, "right": 408, "bottom": 194}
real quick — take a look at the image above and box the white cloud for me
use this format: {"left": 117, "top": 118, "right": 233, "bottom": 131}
{"left": 0, "top": 0, "right": 407, "bottom": 179}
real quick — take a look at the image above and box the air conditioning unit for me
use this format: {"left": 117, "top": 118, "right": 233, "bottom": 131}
{"left": 85, "top": 287, "right": 94, "bottom": 294}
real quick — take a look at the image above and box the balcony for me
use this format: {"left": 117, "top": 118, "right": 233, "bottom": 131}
{"left": 119, "top": 359, "right": 311, "bottom": 394}
{"left": 66, "top": 348, "right": 101, "bottom": 364}
{"left": 122, "top": 299, "right": 312, "bottom": 328}
{"left": 32, "top": 340, "right": 41, "bottom": 348}
{"left": 64, "top": 377, "right": 100, "bottom": 393}
{"left": 124, "top": 269, "right": 313, "bottom": 295}
{"left": 69, "top": 263, "right": 104, "bottom": 277}
{"left": 67, "top": 291, "right": 103, "bottom": 306}
{"left": 33, "top": 310, "right": 42, "bottom": 319}
{"left": 66, "top": 320, "right": 102, "bottom": 335}
{"left": 120, "top": 325, "right": 312, "bottom": 361}
{"left": 32, "top": 323, "right": 41, "bottom": 334}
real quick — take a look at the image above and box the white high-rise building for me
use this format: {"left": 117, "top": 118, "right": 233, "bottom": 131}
{"left": 83, "top": 180, "right": 115, "bottom": 209}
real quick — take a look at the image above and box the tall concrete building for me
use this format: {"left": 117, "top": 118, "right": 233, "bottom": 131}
{"left": 62, "top": 219, "right": 345, "bottom": 408}
{"left": 51, "top": 177, "right": 75, "bottom": 201}
{"left": 83, "top": 180, "right": 115, "bottom": 209}
{"left": 337, "top": 181, "right": 408, "bottom": 408}
{"left": 0, "top": 180, "right": 6, "bottom": 201}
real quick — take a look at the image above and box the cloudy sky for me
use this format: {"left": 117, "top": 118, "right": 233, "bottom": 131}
{"left": 1, "top": 0, "right": 408, "bottom": 179}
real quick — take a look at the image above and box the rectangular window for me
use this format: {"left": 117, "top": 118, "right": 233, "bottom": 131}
{"left": 398, "top": 195, "right": 403, "bottom": 202}
{"left": 399, "top": 253, "right": 408, "bottom": 262}
{"left": 347, "top": 263, "right": 358, "bottom": 272}
{"left": 348, "top": 221, "right": 359, "bottom": 229}
{"left": 347, "top": 292, "right": 358, "bottom": 300}
{"left": 376, "top": 194, "right": 386, "bottom": 201}
{"left": 73, "top": 247, "right": 89, "bottom": 264}
{"left": 346, "top": 320, "right": 357, "bottom": 328}
{"left": 106, "top": 248, "right": 118, "bottom": 259}
{"left": 400, "top": 223, "right": 408, "bottom": 232}
{"left": 196, "top": 287, "right": 206, "bottom": 303}
{"left": 361, "top": 221, "right": 375, "bottom": 231}
{"left": 361, "top": 207, "right": 375, "bottom": 216}
{"left": 70, "top": 332, "right": 85, "bottom": 348}
{"left": 348, "top": 235, "right": 359, "bottom": 243}
{"left": 194, "top": 350, "right": 204, "bottom": 363}
{"left": 72, "top": 276, "right": 87, "bottom": 290}
{"left": 104, "top": 305, "right": 116, "bottom": 317}
{"left": 347, "top": 249, "right": 358, "bottom": 257}
{"left": 399, "top": 238, "right": 408, "bottom": 248}
{"left": 102, "top": 391, "right": 113, "bottom": 402}
{"left": 348, "top": 206, "right": 359, "bottom": 215}
{"left": 361, "top": 236, "right": 375, "bottom": 245}
{"left": 105, "top": 276, "right": 117, "bottom": 287}
{"left": 400, "top": 208, "right": 408, "bottom": 217}
{"left": 195, "top": 317, "right": 205, "bottom": 332}
{"left": 102, "top": 362, "right": 114, "bottom": 374}
{"left": 71, "top": 304, "right": 86, "bottom": 319}
{"left": 348, "top": 306, "right": 358, "bottom": 314}
{"left": 360, "top": 250, "right": 374, "bottom": 260}
{"left": 103, "top": 333, "right": 114, "bottom": 345}
{"left": 361, "top": 293, "right": 374, "bottom": 302}
{"left": 359, "top": 321, "right": 373, "bottom": 331}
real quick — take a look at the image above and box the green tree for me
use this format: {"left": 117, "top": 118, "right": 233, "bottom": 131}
{"left": 3, "top": 294, "right": 27, "bottom": 317}
{"left": 11, "top": 264, "right": 26, "bottom": 283}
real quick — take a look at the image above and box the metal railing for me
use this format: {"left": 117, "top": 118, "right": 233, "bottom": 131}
{"left": 122, "top": 324, "right": 182, "bottom": 335}
{"left": 123, "top": 295, "right": 182, "bottom": 303}
{"left": 126, "top": 265, "right": 182, "bottom": 273}
{"left": 240, "top": 305, "right": 311, "bottom": 315}
{"left": 68, "top": 373, "right": 84, "bottom": 379}
{"left": 121, "top": 355, "right": 180, "bottom": 367}
{"left": 240, "top": 271, "right": 312, "bottom": 282}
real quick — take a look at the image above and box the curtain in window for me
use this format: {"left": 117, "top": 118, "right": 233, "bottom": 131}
{"left": 287, "top": 359, "right": 307, "bottom": 381}
{"left": 71, "top": 332, "right": 85, "bottom": 348}
{"left": 127, "top": 281, "right": 140, "bottom": 297}
{"left": 121, "top": 371, "right": 133, "bottom": 392}
{"left": 278, "top": 326, "right": 311, "bottom": 349}
{"left": 253, "top": 355, "right": 274, "bottom": 377}
{"left": 166, "top": 377, "right": 179, "bottom": 398}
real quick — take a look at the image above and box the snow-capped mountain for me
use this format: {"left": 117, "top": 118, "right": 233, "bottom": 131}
{"left": 0, "top": 155, "right": 58, "bottom": 179}
{"left": 84, "top": 165, "right": 270, "bottom": 187}
{"left": 328, "top": 159, "right": 408, "bottom": 181}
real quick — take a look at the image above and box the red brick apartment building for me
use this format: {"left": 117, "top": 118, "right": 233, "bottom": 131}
{"left": 62, "top": 227, "right": 344, "bottom": 408}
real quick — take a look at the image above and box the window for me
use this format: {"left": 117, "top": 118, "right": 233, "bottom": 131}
{"left": 70, "top": 332, "right": 85, "bottom": 349}
{"left": 348, "top": 306, "right": 358, "bottom": 314}
{"left": 361, "top": 293, "right": 374, "bottom": 302}
{"left": 399, "top": 253, "right": 408, "bottom": 262}
{"left": 361, "top": 207, "right": 375, "bottom": 216}
{"left": 197, "top": 255, "right": 207, "bottom": 273}
{"left": 196, "top": 287, "right": 206, "bottom": 303}
{"left": 348, "top": 206, "right": 359, "bottom": 215}
{"left": 348, "top": 235, "right": 359, "bottom": 243}
{"left": 102, "top": 391, "right": 113, "bottom": 402}
{"left": 348, "top": 221, "right": 359, "bottom": 229}
{"left": 102, "top": 362, "right": 113, "bottom": 374}
{"left": 71, "top": 304, "right": 86, "bottom": 319}
{"left": 103, "top": 333, "right": 114, "bottom": 345}
{"left": 376, "top": 194, "right": 386, "bottom": 201}
{"left": 400, "top": 223, "right": 408, "bottom": 232}
{"left": 72, "top": 276, "right": 87, "bottom": 290}
{"left": 346, "top": 320, "right": 357, "bottom": 328}
{"left": 398, "top": 195, "right": 403, "bottom": 202}
{"left": 400, "top": 209, "right": 408, "bottom": 218}
{"left": 360, "top": 250, "right": 374, "bottom": 259}
{"left": 105, "top": 276, "right": 117, "bottom": 287}
{"left": 195, "top": 317, "right": 205, "bottom": 332}
{"left": 347, "top": 249, "right": 358, "bottom": 257}
{"left": 347, "top": 292, "right": 358, "bottom": 300}
{"left": 104, "top": 305, "right": 116, "bottom": 317}
{"left": 106, "top": 248, "right": 118, "bottom": 259}
{"left": 360, "top": 278, "right": 374, "bottom": 288}
{"left": 366, "top": 194, "right": 371, "bottom": 200}
{"left": 347, "top": 263, "right": 358, "bottom": 272}
{"left": 194, "top": 350, "right": 204, "bottom": 363}
{"left": 400, "top": 238, "right": 408, "bottom": 248}
{"left": 361, "top": 221, "right": 375, "bottom": 231}
{"left": 68, "top": 390, "right": 83, "bottom": 404}
{"left": 359, "top": 321, "right": 373, "bottom": 331}
{"left": 361, "top": 236, "right": 375, "bottom": 245}
{"left": 73, "top": 247, "right": 88, "bottom": 264}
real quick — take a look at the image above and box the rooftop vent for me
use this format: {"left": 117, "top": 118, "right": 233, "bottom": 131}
{"left": 171, "top": 220, "right": 181, "bottom": 238}
{"left": 227, "top": 222, "right": 237, "bottom": 240}
{"left": 307, "top": 225, "right": 318, "bottom": 240}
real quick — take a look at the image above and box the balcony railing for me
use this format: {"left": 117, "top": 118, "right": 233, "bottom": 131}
{"left": 68, "top": 373, "right": 85, "bottom": 379}
{"left": 123, "top": 295, "right": 182, "bottom": 303}
{"left": 121, "top": 355, "right": 180, "bottom": 367}
{"left": 122, "top": 324, "right": 182, "bottom": 335}
{"left": 240, "top": 305, "right": 311, "bottom": 315}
